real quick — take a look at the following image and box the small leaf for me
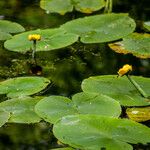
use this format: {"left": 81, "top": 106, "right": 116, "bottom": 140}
{"left": 82, "top": 75, "right": 150, "bottom": 106}
{"left": 53, "top": 115, "right": 150, "bottom": 150}
{"left": 61, "top": 13, "right": 136, "bottom": 43}
{"left": 0, "top": 76, "right": 50, "bottom": 98}
{"left": 4, "top": 28, "right": 78, "bottom": 53}
{"left": 109, "top": 33, "right": 150, "bottom": 58}
{"left": 0, "top": 20, "right": 25, "bottom": 33}
{"left": 73, "top": 0, "right": 105, "bottom": 14}
{"left": 0, "top": 110, "right": 10, "bottom": 127}
{"left": 40, "top": 0, "right": 73, "bottom": 15}
{"left": 143, "top": 21, "right": 150, "bottom": 31}
{"left": 0, "top": 97, "right": 42, "bottom": 123}
{"left": 126, "top": 107, "right": 150, "bottom": 122}
{"left": 35, "top": 92, "right": 121, "bottom": 124}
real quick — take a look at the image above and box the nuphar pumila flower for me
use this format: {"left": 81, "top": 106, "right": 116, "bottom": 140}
{"left": 28, "top": 34, "right": 41, "bottom": 41}
{"left": 118, "top": 64, "right": 132, "bottom": 77}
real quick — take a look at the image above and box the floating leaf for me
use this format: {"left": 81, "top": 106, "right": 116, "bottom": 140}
{"left": 61, "top": 13, "right": 136, "bottom": 43}
{"left": 0, "top": 110, "right": 10, "bottom": 127}
{"left": 109, "top": 33, "right": 150, "bottom": 58}
{"left": 73, "top": 0, "right": 105, "bottom": 14}
{"left": 0, "top": 31, "right": 12, "bottom": 40}
{"left": 40, "top": 0, "right": 73, "bottom": 15}
{"left": 126, "top": 107, "right": 150, "bottom": 122}
{"left": 0, "top": 20, "right": 25, "bottom": 33}
{"left": 51, "top": 148, "right": 74, "bottom": 150}
{"left": 53, "top": 115, "right": 150, "bottom": 150}
{"left": 35, "top": 92, "right": 121, "bottom": 124}
{"left": 82, "top": 75, "right": 150, "bottom": 106}
{"left": 0, "top": 20, "right": 25, "bottom": 40}
{"left": 0, "top": 76, "right": 50, "bottom": 98}
{"left": 4, "top": 28, "right": 78, "bottom": 53}
{"left": 0, "top": 97, "right": 42, "bottom": 123}
{"left": 143, "top": 21, "right": 150, "bottom": 31}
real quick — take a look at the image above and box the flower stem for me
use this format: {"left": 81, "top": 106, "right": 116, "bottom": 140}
{"left": 126, "top": 75, "right": 148, "bottom": 98}
{"left": 32, "top": 40, "right": 36, "bottom": 63}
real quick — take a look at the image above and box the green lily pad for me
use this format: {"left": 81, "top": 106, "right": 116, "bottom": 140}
{"left": 35, "top": 92, "right": 121, "bottom": 124}
{"left": 0, "top": 76, "right": 50, "bottom": 98}
{"left": 109, "top": 33, "right": 150, "bottom": 58}
{"left": 0, "top": 110, "right": 10, "bottom": 127}
{"left": 0, "top": 31, "right": 12, "bottom": 40}
{"left": 4, "top": 28, "right": 78, "bottom": 53}
{"left": 61, "top": 13, "right": 136, "bottom": 43}
{"left": 0, "top": 97, "right": 42, "bottom": 123}
{"left": 51, "top": 148, "right": 74, "bottom": 150}
{"left": 73, "top": 0, "right": 105, "bottom": 14}
{"left": 53, "top": 115, "right": 150, "bottom": 150}
{"left": 82, "top": 75, "right": 150, "bottom": 106}
{"left": 40, "top": 0, "right": 73, "bottom": 15}
{"left": 0, "top": 20, "right": 25, "bottom": 40}
{"left": 143, "top": 21, "right": 150, "bottom": 31}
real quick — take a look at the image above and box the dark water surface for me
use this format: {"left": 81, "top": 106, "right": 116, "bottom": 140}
{"left": 0, "top": 0, "right": 150, "bottom": 149}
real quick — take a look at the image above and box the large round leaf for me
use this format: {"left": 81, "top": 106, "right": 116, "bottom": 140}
{"left": 0, "top": 110, "right": 10, "bottom": 127}
{"left": 61, "top": 13, "right": 136, "bottom": 43}
{"left": 109, "top": 33, "right": 150, "bottom": 58}
{"left": 82, "top": 75, "right": 150, "bottom": 106}
{"left": 4, "top": 28, "right": 78, "bottom": 53}
{"left": 53, "top": 115, "right": 150, "bottom": 150}
{"left": 40, "top": 0, "right": 73, "bottom": 15}
{"left": 0, "top": 76, "right": 50, "bottom": 98}
{"left": 73, "top": 0, "right": 105, "bottom": 14}
{"left": 0, "top": 97, "right": 42, "bottom": 123}
{"left": 35, "top": 92, "right": 121, "bottom": 124}
{"left": 0, "top": 20, "right": 25, "bottom": 40}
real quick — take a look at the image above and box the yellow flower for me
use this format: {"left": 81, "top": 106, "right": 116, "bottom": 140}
{"left": 118, "top": 64, "right": 132, "bottom": 76}
{"left": 28, "top": 34, "right": 41, "bottom": 41}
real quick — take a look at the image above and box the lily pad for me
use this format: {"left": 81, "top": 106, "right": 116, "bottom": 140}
{"left": 0, "top": 110, "right": 10, "bottom": 127}
{"left": 126, "top": 107, "right": 150, "bottom": 122}
{"left": 0, "top": 76, "right": 50, "bottom": 98}
{"left": 53, "top": 114, "right": 150, "bottom": 150}
{"left": 61, "top": 13, "right": 136, "bottom": 43}
{"left": 4, "top": 28, "right": 78, "bottom": 53}
{"left": 35, "top": 92, "right": 121, "bottom": 124}
{"left": 40, "top": 0, "right": 73, "bottom": 15}
{"left": 0, "top": 97, "right": 42, "bottom": 123}
{"left": 143, "top": 21, "right": 150, "bottom": 31}
{"left": 0, "top": 20, "right": 25, "bottom": 40}
{"left": 109, "top": 33, "right": 150, "bottom": 58}
{"left": 51, "top": 148, "right": 74, "bottom": 150}
{"left": 73, "top": 0, "right": 105, "bottom": 14}
{"left": 82, "top": 75, "right": 150, "bottom": 106}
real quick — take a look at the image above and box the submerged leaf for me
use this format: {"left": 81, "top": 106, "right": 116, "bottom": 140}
{"left": 109, "top": 33, "right": 150, "bottom": 58}
{"left": 0, "top": 97, "right": 42, "bottom": 123}
{"left": 82, "top": 75, "right": 150, "bottom": 106}
{"left": 126, "top": 107, "right": 150, "bottom": 122}
{"left": 61, "top": 13, "right": 136, "bottom": 43}
{"left": 35, "top": 92, "right": 121, "bottom": 124}
{"left": 0, "top": 76, "right": 50, "bottom": 98}
{"left": 53, "top": 114, "right": 150, "bottom": 150}
{"left": 0, "top": 110, "right": 10, "bottom": 127}
{"left": 4, "top": 28, "right": 78, "bottom": 53}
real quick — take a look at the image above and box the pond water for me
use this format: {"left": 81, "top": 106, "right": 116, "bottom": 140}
{"left": 0, "top": 0, "right": 150, "bottom": 149}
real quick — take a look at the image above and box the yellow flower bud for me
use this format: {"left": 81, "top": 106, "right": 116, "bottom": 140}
{"left": 118, "top": 64, "right": 132, "bottom": 76}
{"left": 28, "top": 34, "right": 41, "bottom": 41}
